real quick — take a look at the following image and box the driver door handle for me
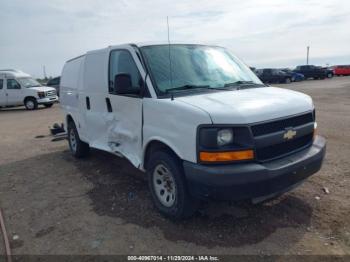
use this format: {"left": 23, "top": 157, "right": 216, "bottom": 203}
{"left": 106, "top": 97, "right": 113, "bottom": 112}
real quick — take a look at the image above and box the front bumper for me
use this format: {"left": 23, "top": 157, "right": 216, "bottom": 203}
{"left": 38, "top": 96, "right": 58, "bottom": 104}
{"left": 183, "top": 135, "right": 326, "bottom": 201}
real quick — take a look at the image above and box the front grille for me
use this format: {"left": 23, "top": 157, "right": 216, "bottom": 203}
{"left": 256, "top": 133, "right": 313, "bottom": 162}
{"left": 46, "top": 90, "right": 56, "bottom": 97}
{"left": 251, "top": 113, "right": 314, "bottom": 137}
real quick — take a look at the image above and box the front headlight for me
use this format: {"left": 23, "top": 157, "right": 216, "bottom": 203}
{"left": 37, "top": 91, "right": 45, "bottom": 99}
{"left": 217, "top": 129, "right": 233, "bottom": 146}
{"left": 198, "top": 126, "right": 254, "bottom": 163}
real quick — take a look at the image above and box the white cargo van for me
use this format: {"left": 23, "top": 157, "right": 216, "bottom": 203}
{"left": 60, "top": 43, "right": 326, "bottom": 219}
{"left": 0, "top": 70, "right": 58, "bottom": 110}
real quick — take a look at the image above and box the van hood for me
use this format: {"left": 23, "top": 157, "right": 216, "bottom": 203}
{"left": 176, "top": 87, "right": 313, "bottom": 124}
{"left": 29, "top": 86, "right": 56, "bottom": 92}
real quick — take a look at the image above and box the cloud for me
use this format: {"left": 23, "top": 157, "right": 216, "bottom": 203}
{"left": 0, "top": 0, "right": 349, "bottom": 77}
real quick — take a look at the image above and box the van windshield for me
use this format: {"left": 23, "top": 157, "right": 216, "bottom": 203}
{"left": 17, "top": 77, "right": 41, "bottom": 88}
{"left": 140, "top": 44, "right": 263, "bottom": 95}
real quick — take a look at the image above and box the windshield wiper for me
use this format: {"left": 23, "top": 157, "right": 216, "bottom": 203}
{"left": 224, "top": 81, "right": 265, "bottom": 90}
{"left": 166, "top": 84, "right": 234, "bottom": 93}
{"left": 166, "top": 84, "right": 211, "bottom": 93}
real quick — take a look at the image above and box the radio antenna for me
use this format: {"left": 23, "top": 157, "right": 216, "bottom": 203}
{"left": 167, "top": 16, "right": 174, "bottom": 89}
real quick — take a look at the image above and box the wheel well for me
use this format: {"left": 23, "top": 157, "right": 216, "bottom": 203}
{"left": 144, "top": 140, "right": 179, "bottom": 170}
{"left": 66, "top": 115, "right": 74, "bottom": 126}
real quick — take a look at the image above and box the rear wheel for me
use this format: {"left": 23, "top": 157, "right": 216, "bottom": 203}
{"left": 24, "top": 97, "right": 38, "bottom": 110}
{"left": 147, "top": 150, "right": 198, "bottom": 219}
{"left": 67, "top": 121, "right": 89, "bottom": 158}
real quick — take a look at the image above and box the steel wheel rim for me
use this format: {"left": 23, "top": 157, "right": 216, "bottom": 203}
{"left": 69, "top": 129, "right": 77, "bottom": 152}
{"left": 153, "top": 164, "right": 176, "bottom": 207}
{"left": 26, "top": 100, "right": 34, "bottom": 109}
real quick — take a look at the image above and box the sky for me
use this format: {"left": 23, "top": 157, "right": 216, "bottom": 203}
{"left": 0, "top": 0, "right": 349, "bottom": 78}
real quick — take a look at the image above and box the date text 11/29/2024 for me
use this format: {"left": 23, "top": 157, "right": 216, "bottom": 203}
{"left": 127, "top": 255, "right": 219, "bottom": 261}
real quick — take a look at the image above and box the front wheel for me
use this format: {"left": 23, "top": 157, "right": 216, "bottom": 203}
{"left": 24, "top": 98, "right": 38, "bottom": 110}
{"left": 67, "top": 121, "right": 90, "bottom": 158}
{"left": 147, "top": 150, "right": 198, "bottom": 220}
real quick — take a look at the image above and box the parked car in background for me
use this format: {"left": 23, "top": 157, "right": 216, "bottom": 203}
{"left": 46, "top": 76, "right": 61, "bottom": 96}
{"left": 281, "top": 68, "right": 305, "bottom": 82}
{"left": 0, "top": 69, "right": 58, "bottom": 110}
{"left": 294, "top": 65, "right": 327, "bottom": 80}
{"left": 255, "top": 68, "right": 292, "bottom": 84}
{"left": 333, "top": 65, "right": 350, "bottom": 76}
{"left": 322, "top": 67, "right": 334, "bottom": 78}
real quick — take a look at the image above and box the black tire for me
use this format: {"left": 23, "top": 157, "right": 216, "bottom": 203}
{"left": 24, "top": 97, "right": 38, "bottom": 110}
{"left": 67, "top": 120, "right": 89, "bottom": 158}
{"left": 147, "top": 150, "right": 199, "bottom": 220}
{"left": 44, "top": 103, "right": 53, "bottom": 108}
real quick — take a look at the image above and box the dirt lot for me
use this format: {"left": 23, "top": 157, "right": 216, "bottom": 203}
{"left": 0, "top": 77, "right": 349, "bottom": 256}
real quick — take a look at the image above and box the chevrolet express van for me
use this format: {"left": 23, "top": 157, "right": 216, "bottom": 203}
{"left": 0, "top": 70, "right": 58, "bottom": 110}
{"left": 60, "top": 43, "right": 326, "bottom": 219}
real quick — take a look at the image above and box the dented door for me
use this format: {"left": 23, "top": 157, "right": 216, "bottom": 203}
{"left": 106, "top": 48, "right": 144, "bottom": 167}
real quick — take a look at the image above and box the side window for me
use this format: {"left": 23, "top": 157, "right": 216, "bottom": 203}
{"left": 7, "top": 79, "right": 21, "bottom": 89}
{"left": 0, "top": 79, "right": 3, "bottom": 89}
{"left": 109, "top": 50, "right": 142, "bottom": 95}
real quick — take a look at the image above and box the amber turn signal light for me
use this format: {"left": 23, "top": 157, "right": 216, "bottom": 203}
{"left": 200, "top": 150, "right": 254, "bottom": 162}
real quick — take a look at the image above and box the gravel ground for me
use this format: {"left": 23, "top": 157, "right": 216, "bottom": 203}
{"left": 0, "top": 77, "right": 349, "bottom": 256}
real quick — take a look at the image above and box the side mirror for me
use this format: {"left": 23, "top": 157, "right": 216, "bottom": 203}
{"left": 114, "top": 73, "right": 139, "bottom": 95}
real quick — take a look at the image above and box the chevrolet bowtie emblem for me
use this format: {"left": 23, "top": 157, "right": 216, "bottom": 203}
{"left": 283, "top": 129, "right": 297, "bottom": 140}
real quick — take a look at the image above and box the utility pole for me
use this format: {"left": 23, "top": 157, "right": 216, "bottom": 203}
{"left": 43, "top": 65, "right": 47, "bottom": 79}
{"left": 306, "top": 46, "right": 310, "bottom": 65}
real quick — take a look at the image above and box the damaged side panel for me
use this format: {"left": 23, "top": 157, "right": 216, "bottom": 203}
{"left": 82, "top": 96, "right": 143, "bottom": 168}
{"left": 106, "top": 97, "right": 143, "bottom": 167}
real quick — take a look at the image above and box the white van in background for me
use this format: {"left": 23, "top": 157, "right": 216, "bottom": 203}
{"left": 0, "top": 69, "right": 58, "bottom": 110}
{"left": 60, "top": 43, "right": 326, "bottom": 219}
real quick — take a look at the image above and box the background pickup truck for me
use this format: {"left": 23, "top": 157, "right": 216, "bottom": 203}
{"left": 294, "top": 65, "right": 327, "bottom": 80}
